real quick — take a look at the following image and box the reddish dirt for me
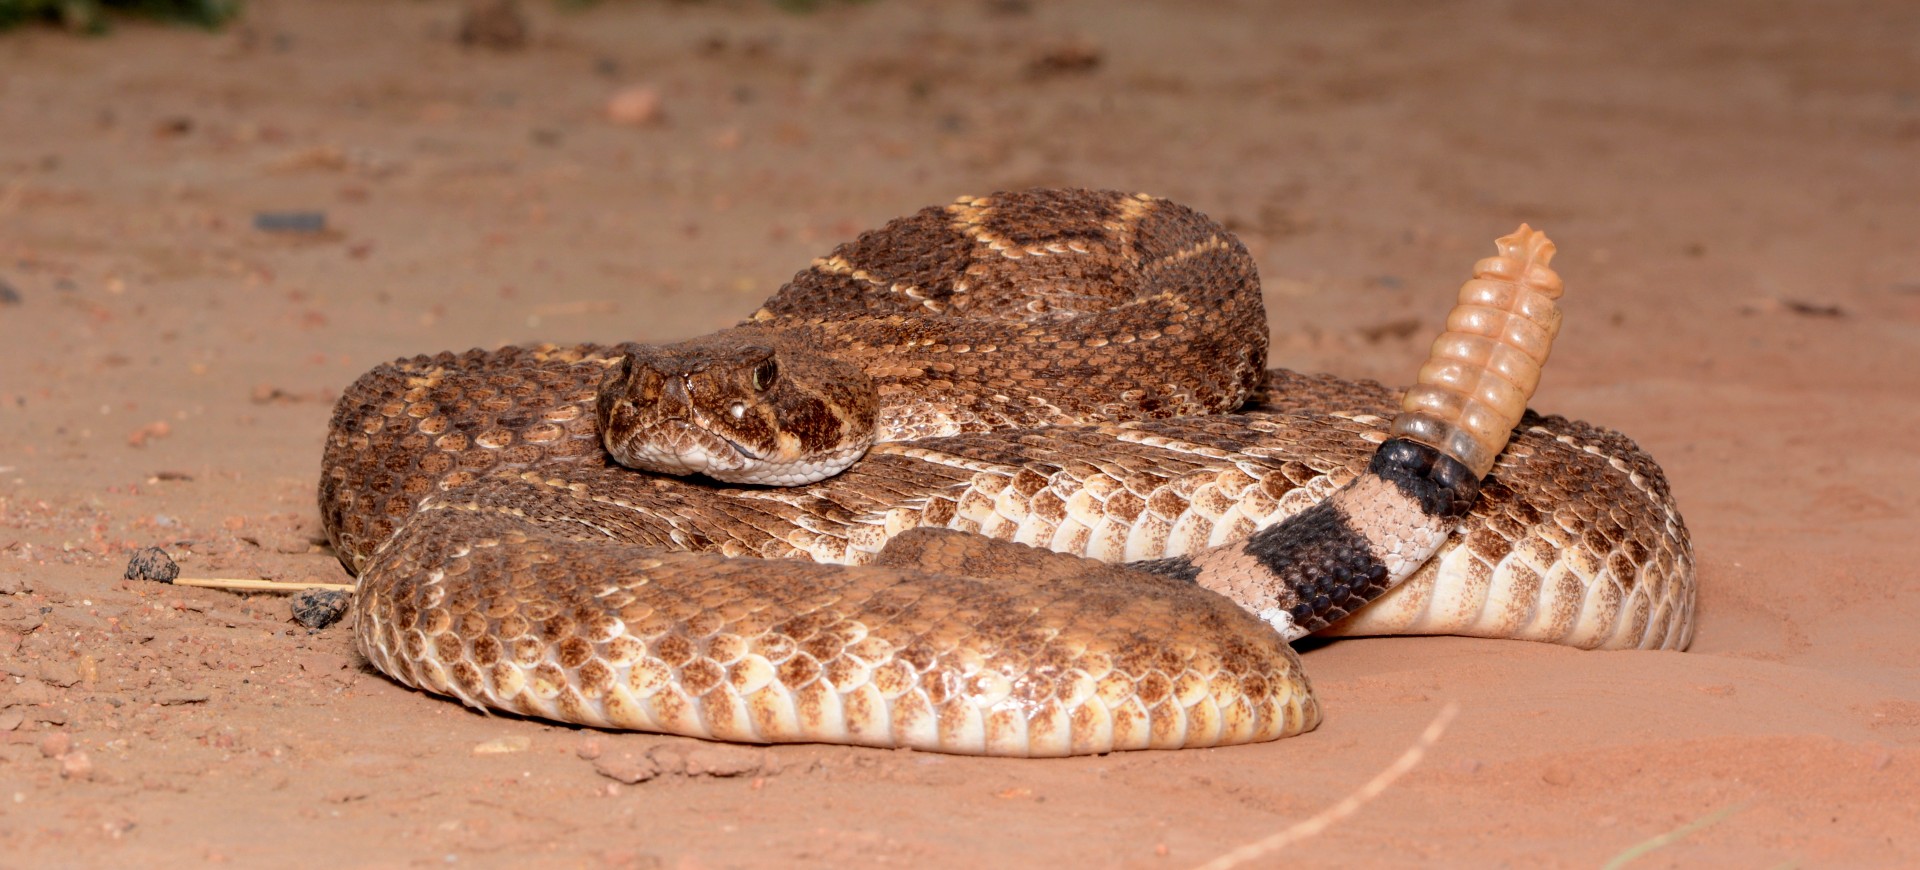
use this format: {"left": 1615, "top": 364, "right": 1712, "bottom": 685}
{"left": 2, "top": 1, "right": 1917, "bottom": 865}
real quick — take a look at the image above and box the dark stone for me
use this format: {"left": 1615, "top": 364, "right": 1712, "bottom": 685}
{"left": 291, "top": 589, "right": 352, "bottom": 629}
{"left": 457, "top": 0, "right": 530, "bottom": 51}
{"left": 252, "top": 211, "right": 327, "bottom": 233}
{"left": 124, "top": 547, "right": 179, "bottom": 584}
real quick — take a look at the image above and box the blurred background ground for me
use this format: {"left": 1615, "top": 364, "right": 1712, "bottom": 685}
{"left": 1, "top": 0, "right": 1917, "bottom": 865}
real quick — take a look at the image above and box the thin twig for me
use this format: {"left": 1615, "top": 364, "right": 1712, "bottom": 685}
{"left": 1600, "top": 803, "right": 1744, "bottom": 870}
{"left": 171, "top": 577, "right": 355, "bottom": 593}
{"left": 1192, "top": 702, "right": 1460, "bottom": 870}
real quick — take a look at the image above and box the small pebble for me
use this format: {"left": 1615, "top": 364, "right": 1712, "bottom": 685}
{"left": 126, "top": 420, "right": 172, "bottom": 448}
{"left": 458, "top": 0, "right": 530, "bottom": 50}
{"left": 253, "top": 211, "right": 328, "bottom": 233}
{"left": 290, "top": 588, "right": 351, "bottom": 629}
{"left": 472, "top": 735, "right": 532, "bottom": 756}
{"left": 6, "top": 610, "right": 46, "bottom": 634}
{"left": 645, "top": 743, "right": 686, "bottom": 775}
{"left": 38, "top": 733, "right": 72, "bottom": 759}
{"left": 268, "top": 534, "right": 312, "bottom": 555}
{"left": 1029, "top": 37, "right": 1103, "bottom": 77}
{"left": 60, "top": 751, "right": 94, "bottom": 781}
{"left": 154, "top": 689, "right": 210, "bottom": 706}
{"left": 605, "top": 85, "right": 664, "bottom": 127}
{"left": 8, "top": 681, "right": 52, "bottom": 706}
{"left": 591, "top": 749, "right": 661, "bottom": 784}
{"left": 683, "top": 745, "right": 766, "bottom": 777}
{"left": 35, "top": 661, "right": 81, "bottom": 688}
{"left": 124, "top": 547, "right": 179, "bottom": 584}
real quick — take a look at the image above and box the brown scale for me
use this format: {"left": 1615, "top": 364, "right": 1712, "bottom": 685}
{"left": 327, "top": 199, "right": 1693, "bottom": 755}
{"left": 591, "top": 190, "right": 1268, "bottom": 482}
{"left": 334, "top": 355, "right": 1689, "bottom": 748}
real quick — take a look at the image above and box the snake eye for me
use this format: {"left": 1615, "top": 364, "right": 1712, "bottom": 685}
{"left": 750, "top": 357, "right": 778, "bottom": 392}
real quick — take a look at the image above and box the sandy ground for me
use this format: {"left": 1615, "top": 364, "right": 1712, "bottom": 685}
{"left": 1, "top": 0, "right": 1917, "bottom": 865}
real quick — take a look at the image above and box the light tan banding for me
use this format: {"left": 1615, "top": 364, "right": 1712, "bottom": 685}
{"left": 324, "top": 194, "right": 1695, "bottom": 757}
{"left": 1390, "top": 225, "right": 1564, "bottom": 478}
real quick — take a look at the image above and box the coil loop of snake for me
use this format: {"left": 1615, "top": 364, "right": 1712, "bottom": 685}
{"left": 321, "top": 189, "right": 1694, "bottom": 757}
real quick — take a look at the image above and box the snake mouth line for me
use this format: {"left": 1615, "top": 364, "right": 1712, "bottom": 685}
{"left": 652, "top": 419, "right": 760, "bottom": 464}
{"left": 719, "top": 434, "right": 762, "bottom": 461}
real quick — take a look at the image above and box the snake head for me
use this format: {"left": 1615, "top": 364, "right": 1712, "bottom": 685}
{"left": 597, "top": 332, "right": 879, "bottom": 486}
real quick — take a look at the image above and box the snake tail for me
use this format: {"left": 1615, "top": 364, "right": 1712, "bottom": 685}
{"left": 1152, "top": 227, "right": 1566, "bottom": 640}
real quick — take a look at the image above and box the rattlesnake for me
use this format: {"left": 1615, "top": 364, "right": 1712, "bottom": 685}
{"left": 321, "top": 189, "right": 1693, "bottom": 756}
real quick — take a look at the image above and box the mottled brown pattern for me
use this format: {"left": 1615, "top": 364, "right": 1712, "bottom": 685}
{"left": 324, "top": 194, "right": 1692, "bottom": 755}
{"left": 595, "top": 190, "right": 1267, "bottom": 484}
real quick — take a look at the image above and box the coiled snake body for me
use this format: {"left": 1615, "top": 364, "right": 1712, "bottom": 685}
{"left": 322, "top": 190, "right": 1693, "bottom": 756}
